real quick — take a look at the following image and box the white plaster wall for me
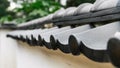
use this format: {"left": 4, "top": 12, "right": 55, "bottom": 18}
{"left": 0, "top": 30, "right": 114, "bottom": 68}
{"left": 0, "top": 30, "right": 17, "bottom": 68}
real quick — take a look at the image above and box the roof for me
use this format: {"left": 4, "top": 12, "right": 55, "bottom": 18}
{"left": 3, "top": 0, "right": 120, "bottom": 67}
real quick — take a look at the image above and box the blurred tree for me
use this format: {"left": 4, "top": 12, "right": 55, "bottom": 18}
{"left": 0, "top": 0, "right": 16, "bottom": 24}
{"left": 0, "top": 0, "right": 96, "bottom": 24}
{"left": 0, "top": 0, "right": 9, "bottom": 17}
{"left": 12, "top": 0, "right": 62, "bottom": 23}
{"left": 66, "top": 0, "right": 95, "bottom": 7}
{"left": 0, "top": 0, "right": 62, "bottom": 24}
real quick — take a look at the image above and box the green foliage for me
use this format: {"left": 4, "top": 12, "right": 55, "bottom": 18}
{"left": 0, "top": 0, "right": 96, "bottom": 24}
{"left": 0, "top": 0, "right": 9, "bottom": 17}
{"left": 0, "top": 0, "right": 62, "bottom": 24}
{"left": 0, "top": 15, "right": 12, "bottom": 24}
{"left": 13, "top": 0, "right": 62, "bottom": 23}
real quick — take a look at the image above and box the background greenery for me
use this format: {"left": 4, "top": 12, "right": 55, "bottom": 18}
{"left": 0, "top": 0, "right": 95, "bottom": 24}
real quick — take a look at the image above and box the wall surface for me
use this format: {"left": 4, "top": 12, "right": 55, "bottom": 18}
{"left": 0, "top": 30, "right": 17, "bottom": 68}
{"left": 0, "top": 30, "right": 114, "bottom": 68}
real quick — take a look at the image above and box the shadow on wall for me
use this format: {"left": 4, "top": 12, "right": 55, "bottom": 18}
{"left": 0, "top": 30, "right": 114, "bottom": 68}
{"left": 16, "top": 41, "right": 114, "bottom": 68}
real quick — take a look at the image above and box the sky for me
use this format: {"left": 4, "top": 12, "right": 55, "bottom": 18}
{"left": 60, "top": 0, "right": 67, "bottom": 5}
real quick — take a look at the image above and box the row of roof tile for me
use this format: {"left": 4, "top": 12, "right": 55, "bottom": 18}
{"left": 5, "top": 0, "right": 120, "bottom": 67}
{"left": 7, "top": 21, "right": 120, "bottom": 67}
{"left": 17, "top": 0, "right": 120, "bottom": 29}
